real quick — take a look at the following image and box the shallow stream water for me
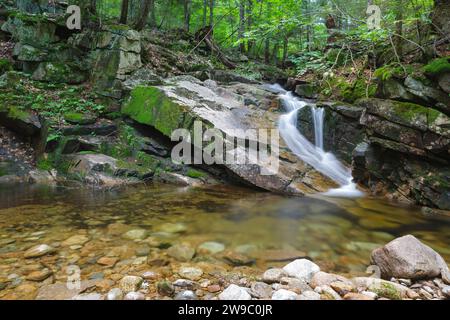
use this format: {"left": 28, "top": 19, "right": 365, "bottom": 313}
{"left": 1, "top": 183, "right": 449, "bottom": 299}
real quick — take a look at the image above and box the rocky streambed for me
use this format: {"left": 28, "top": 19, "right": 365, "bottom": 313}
{"left": 0, "top": 184, "right": 449, "bottom": 300}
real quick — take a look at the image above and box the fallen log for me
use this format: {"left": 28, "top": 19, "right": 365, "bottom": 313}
{"left": 195, "top": 27, "right": 236, "bottom": 69}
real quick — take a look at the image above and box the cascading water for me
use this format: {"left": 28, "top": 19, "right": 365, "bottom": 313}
{"left": 267, "top": 84, "right": 363, "bottom": 198}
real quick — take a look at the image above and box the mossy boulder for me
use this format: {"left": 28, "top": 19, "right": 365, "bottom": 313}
{"left": 0, "top": 105, "right": 41, "bottom": 136}
{"left": 14, "top": 43, "right": 47, "bottom": 62}
{"left": 295, "top": 83, "right": 318, "bottom": 99}
{"left": 357, "top": 98, "right": 447, "bottom": 135}
{"left": 32, "top": 62, "right": 86, "bottom": 84}
{"left": 122, "top": 86, "right": 195, "bottom": 137}
{"left": 1, "top": 15, "right": 58, "bottom": 48}
{"left": 423, "top": 57, "right": 450, "bottom": 78}
{"left": 64, "top": 112, "right": 97, "bottom": 125}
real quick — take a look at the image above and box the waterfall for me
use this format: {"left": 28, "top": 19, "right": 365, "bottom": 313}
{"left": 266, "top": 84, "right": 363, "bottom": 198}
{"left": 311, "top": 107, "right": 324, "bottom": 149}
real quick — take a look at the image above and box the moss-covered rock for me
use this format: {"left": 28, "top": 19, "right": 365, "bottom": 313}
{"left": 1, "top": 15, "right": 58, "bottom": 48}
{"left": 0, "top": 105, "right": 41, "bottom": 136}
{"left": 63, "top": 112, "right": 97, "bottom": 125}
{"left": 423, "top": 57, "right": 450, "bottom": 78}
{"left": 14, "top": 43, "right": 47, "bottom": 62}
{"left": 32, "top": 62, "right": 86, "bottom": 84}
{"left": 122, "top": 86, "right": 195, "bottom": 137}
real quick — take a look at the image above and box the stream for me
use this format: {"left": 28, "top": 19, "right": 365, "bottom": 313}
{"left": 1, "top": 183, "right": 449, "bottom": 299}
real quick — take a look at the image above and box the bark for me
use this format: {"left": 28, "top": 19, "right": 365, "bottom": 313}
{"left": 264, "top": 39, "right": 270, "bottom": 64}
{"left": 184, "top": 0, "right": 191, "bottom": 32}
{"left": 394, "top": 0, "right": 403, "bottom": 56}
{"left": 238, "top": 0, "right": 246, "bottom": 53}
{"left": 134, "top": 0, "right": 152, "bottom": 31}
{"left": 120, "top": 0, "right": 129, "bottom": 24}
{"left": 203, "top": 0, "right": 207, "bottom": 27}
{"left": 246, "top": 0, "right": 255, "bottom": 55}
{"left": 209, "top": 0, "right": 214, "bottom": 27}
{"left": 196, "top": 27, "right": 236, "bottom": 69}
{"left": 432, "top": 0, "right": 450, "bottom": 36}
{"left": 282, "top": 36, "right": 288, "bottom": 67}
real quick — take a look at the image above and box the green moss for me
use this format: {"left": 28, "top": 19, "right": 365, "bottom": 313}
{"left": 423, "top": 57, "right": 450, "bottom": 77}
{"left": 7, "top": 106, "right": 29, "bottom": 121}
{"left": 0, "top": 59, "right": 12, "bottom": 74}
{"left": 374, "top": 64, "right": 414, "bottom": 81}
{"left": 63, "top": 112, "right": 96, "bottom": 125}
{"left": 122, "top": 86, "right": 192, "bottom": 137}
{"left": 186, "top": 169, "right": 206, "bottom": 179}
{"left": 64, "top": 112, "right": 83, "bottom": 122}
{"left": 333, "top": 78, "right": 376, "bottom": 103}
{"left": 391, "top": 100, "right": 442, "bottom": 126}
{"left": 371, "top": 283, "right": 401, "bottom": 300}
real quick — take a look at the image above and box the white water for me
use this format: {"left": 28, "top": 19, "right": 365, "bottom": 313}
{"left": 267, "top": 84, "right": 363, "bottom": 198}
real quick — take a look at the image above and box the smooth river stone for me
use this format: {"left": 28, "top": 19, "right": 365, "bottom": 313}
{"left": 282, "top": 259, "right": 320, "bottom": 282}
{"left": 61, "top": 235, "right": 90, "bottom": 246}
{"left": 167, "top": 244, "right": 195, "bottom": 261}
{"left": 26, "top": 268, "right": 53, "bottom": 281}
{"left": 178, "top": 267, "right": 203, "bottom": 281}
{"left": 24, "top": 244, "right": 55, "bottom": 258}
{"left": 122, "top": 229, "right": 148, "bottom": 240}
{"left": 198, "top": 241, "right": 225, "bottom": 254}
{"left": 219, "top": 284, "right": 251, "bottom": 300}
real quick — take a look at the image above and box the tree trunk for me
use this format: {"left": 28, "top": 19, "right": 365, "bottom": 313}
{"left": 134, "top": 0, "right": 152, "bottom": 31}
{"left": 209, "top": 0, "right": 214, "bottom": 27}
{"left": 272, "top": 44, "right": 279, "bottom": 66}
{"left": 246, "top": 0, "right": 254, "bottom": 55}
{"left": 282, "top": 36, "right": 288, "bottom": 67}
{"left": 264, "top": 39, "right": 270, "bottom": 64}
{"left": 184, "top": 0, "right": 191, "bottom": 32}
{"left": 196, "top": 27, "right": 236, "bottom": 69}
{"left": 238, "top": 0, "right": 246, "bottom": 53}
{"left": 120, "top": 0, "right": 129, "bottom": 24}
{"left": 149, "top": 0, "right": 156, "bottom": 28}
{"left": 203, "top": 0, "right": 207, "bottom": 27}
{"left": 89, "top": 0, "right": 97, "bottom": 15}
{"left": 432, "top": 0, "right": 450, "bottom": 36}
{"left": 394, "top": 0, "right": 403, "bottom": 56}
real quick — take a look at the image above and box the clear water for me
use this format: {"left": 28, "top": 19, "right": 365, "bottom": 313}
{"left": 0, "top": 184, "right": 449, "bottom": 296}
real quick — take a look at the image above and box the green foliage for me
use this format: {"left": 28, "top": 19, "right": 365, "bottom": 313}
{"left": 291, "top": 51, "right": 328, "bottom": 75}
{"left": 374, "top": 64, "right": 413, "bottom": 81}
{"left": 0, "top": 59, "right": 12, "bottom": 74}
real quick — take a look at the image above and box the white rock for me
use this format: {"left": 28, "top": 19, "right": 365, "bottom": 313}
{"left": 119, "top": 275, "right": 143, "bottom": 293}
{"left": 272, "top": 289, "right": 298, "bottom": 300}
{"left": 219, "top": 284, "right": 251, "bottom": 300}
{"left": 442, "top": 285, "right": 450, "bottom": 298}
{"left": 124, "top": 292, "right": 145, "bottom": 300}
{"left": 282, "top": 259, "right": 320, "bottom": 282}
{"left": 106, "top": 288, "right": 124, "bottom": 300}
{"left": 298, "top": 290, "right": 321, "bottom": 300}
{"left": 122, "top": 229, "right": 147, "bottom": 240}
{"left": 178, "top": 267, "right": 203, "bottom": 281}
{"left": 72, "top": 293, "right": 103, "bottom": 300}
{"left": 361, "top": 290, "right": 378, "bottom": 299}
{"left": 198, "top": 241, "right": 225, "bottom": 254}
{"left": 262, "top": 268, "right": 287, "bottom": 284}
{"left": 24, "top": 244, "right": 55, "bottom": 258}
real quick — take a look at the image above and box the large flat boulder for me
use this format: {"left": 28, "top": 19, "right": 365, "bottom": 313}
{"left": 121, "top": 76, "right": 338, "bottom": 194}
{"left": 371, "top": 235, "right": 450, "bottom": 283}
